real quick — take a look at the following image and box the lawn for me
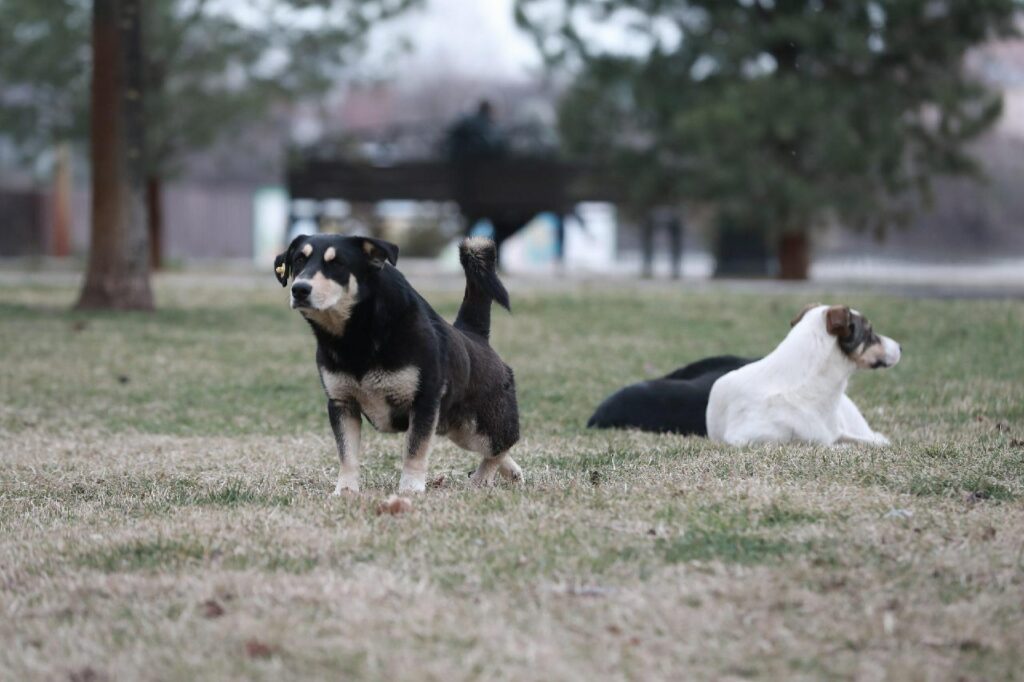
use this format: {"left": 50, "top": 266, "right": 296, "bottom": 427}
{"left": 1, "top": 272, "right": 1022, "bottom": 681}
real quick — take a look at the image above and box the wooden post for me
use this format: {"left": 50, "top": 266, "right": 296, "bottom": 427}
{"left": 777, "top": 232, "right": 810, "bottom": 280}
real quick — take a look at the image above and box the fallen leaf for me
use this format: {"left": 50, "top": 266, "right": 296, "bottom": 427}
{"left": 201, "top": 599, "right": 225, "bottom": 619}
{"left": 963, "top": 490, "right": 990, "bottom": 505}
{"left": 376, "top": 495, "right": 413, "bottom": 516}
{"left": 68, "top": 668, "right": 107, "bottom": 682}
{"left": 958, "top": 639, "right": 985, "bottom": 652}
{"left": 428, "top": 474, "right": 446, "bottom": 489}
{"left": 244, "top": 639, "right": 277, "bottom": 659}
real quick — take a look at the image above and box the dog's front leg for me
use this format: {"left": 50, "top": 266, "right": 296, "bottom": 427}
{"left": 328, "top": 399, "right": 362, "bottom": 494}
{"left": 398, "top": 399, "right": 439, "bottom": 494}
{"left": 837, "top": 431, "right": 890, "bottom": 447}
{"left": 836, "top": 395, "right": 890, "bottom": 446}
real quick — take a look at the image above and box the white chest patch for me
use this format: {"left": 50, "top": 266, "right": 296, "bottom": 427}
{"left": 321, "top": 367, "right": 420, "bottom": 432}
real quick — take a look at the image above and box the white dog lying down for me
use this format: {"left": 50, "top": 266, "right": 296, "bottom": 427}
{"left": 707, "top": 304, "right": 901, "bottom": 446}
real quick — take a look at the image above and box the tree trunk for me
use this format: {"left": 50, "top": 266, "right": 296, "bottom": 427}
{"left": 777, "top": 232, "right": 810, "bottom": 280}
{"left": 147, "top": 175, "right": 162, "bottom": 269}
{"left": 76, "top": 0, "right": 153, "bottom": 311}
{"left": 51, "top": 143, "right": 72, "bottom": 258}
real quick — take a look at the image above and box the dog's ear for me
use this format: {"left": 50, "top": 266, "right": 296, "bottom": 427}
{"left": 825, "top": 305, "right": 853, "bottom": 338}
{"left": 791, "top": 303, "right": 821, "bottom": 327}
{"left": 274, "top": 235, "right": 307, "bottom": 287}
{"left": 358, "top": 237, "right": 399, "bottom": 270}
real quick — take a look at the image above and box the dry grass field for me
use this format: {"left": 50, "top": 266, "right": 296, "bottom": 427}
{"left": 1, "top": 272, "right": 1022, "bottom": 681}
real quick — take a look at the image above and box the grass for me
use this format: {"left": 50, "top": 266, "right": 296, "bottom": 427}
{"left": 1, "top": 271, "right": 1023, "bottom": 681}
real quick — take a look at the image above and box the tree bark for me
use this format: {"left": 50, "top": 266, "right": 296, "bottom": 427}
{"left": 147, "top": 175, "right": 162, "bottom": 269}
{"left": 76, "top": 0, "right": 153, "bottom": 311}
{"left": 51, "top": 143, "right": 72, "bottom": 258}
{"left": 777, "top": 232, "right": 810, "bottom": 280}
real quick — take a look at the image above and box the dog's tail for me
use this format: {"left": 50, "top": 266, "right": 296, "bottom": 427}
{"left": 454, "top": 237, "right": 510, "bottom": 341}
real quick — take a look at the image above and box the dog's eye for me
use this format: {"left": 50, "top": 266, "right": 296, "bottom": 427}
{"left": 294, "top": 255, "right": 306, "bottom": 267}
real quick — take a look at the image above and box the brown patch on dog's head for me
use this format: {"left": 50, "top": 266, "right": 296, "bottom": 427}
{"left": 823, "top": 305, "right": 895, "bottom": 369}
{"left": 825, "top": 305, "right": 852, "bottom": 337}
{"left": 791, "top": 303, "right": 822, "bottom": 327}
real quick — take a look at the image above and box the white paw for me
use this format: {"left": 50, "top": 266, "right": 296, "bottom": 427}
{"left": 498, "top": 459, "right": 523, "bottom": 483}
{"left": 398, "top": 471, "right": 427, "bottom": 494}
{"left": 468, "top": 470, "right": 495, "bottom": 487}
{"left": 332, "top": 474, "right": 360, "bottom": 495}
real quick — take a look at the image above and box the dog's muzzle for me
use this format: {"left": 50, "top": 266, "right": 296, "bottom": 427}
{"left": 878, "top": 337, "right": 902, "bottom": 368}
{"left": 291, "top": 281, "right": 312, "bottom": 309}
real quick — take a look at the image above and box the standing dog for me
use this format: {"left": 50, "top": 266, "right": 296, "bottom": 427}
{"left": 274, "top": 234, "right": 522, "bottom": 494}
{"left": 707, "top": 304, "right": 901, "bottom": 446}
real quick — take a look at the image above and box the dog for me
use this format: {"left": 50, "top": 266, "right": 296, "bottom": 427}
{"left": 587, "top": 355, "right": 754, "bottom": 434}
{"left": 706, "top": 304, "right": 901, "bottom": 446}
{"left": 274, "top": 234, "right": 522, "bottom": 494}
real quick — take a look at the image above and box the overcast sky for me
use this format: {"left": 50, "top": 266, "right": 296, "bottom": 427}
{"left": 362, "top": 0, "right": 543, "bottom": 80}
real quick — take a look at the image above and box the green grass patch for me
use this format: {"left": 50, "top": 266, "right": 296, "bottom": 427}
{"left": 76, "top": 537, "right": 209, "bottom": 572}
{"left": 657, "top": 530, "right": 798, "bottom": 565}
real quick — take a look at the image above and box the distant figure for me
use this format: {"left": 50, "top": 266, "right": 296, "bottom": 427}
{"left": 446, "top": 100, "right": 520, "bottom": 259}
{"left": 642, "top": 207, "right": 684, "bottom": 279}
{"left": 445, "top": 100, "right": 507, "bottom": 162}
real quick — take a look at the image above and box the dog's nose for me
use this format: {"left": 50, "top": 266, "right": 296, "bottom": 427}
{"left": 291, "top": 281, "right": 312, "bottom": 300}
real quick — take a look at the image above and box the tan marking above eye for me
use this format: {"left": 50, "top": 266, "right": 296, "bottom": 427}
{"left": 324, "top": 246, "right": 336, "bottom": 262}
{"left": 301, "top": 244, "right": 313, "bottom": 257}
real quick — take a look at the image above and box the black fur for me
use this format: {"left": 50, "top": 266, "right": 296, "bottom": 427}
{"left": 587, "top": 355, "right": 754, "bottom": 435}
{"left": 276, "top": 234, "right": 519, "bottom": 489}
{"left": 838, "top": 311, "right": 882, "bottom": 358}
{"left": 454, "top": 238, "right": 510, "bottom": 340}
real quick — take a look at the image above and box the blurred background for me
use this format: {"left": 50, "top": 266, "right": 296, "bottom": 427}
{"left": 2, "top": 0, "right": 1024, "bottom": 310}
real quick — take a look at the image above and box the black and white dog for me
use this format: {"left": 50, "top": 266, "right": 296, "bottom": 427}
{"left": 588, "top": 304, "right": 900, "bottom": 445}
{"left": 274, "top": 235, "right": 522, "bottom": 494}
{"left": 587, "top": 355, "right": 754, "bottom": 435}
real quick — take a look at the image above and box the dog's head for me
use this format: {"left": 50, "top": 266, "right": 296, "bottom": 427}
{"left": 792, "top": 303, "right": 901, "bottom": 369}
{"left": 274, "top": 234, "right": 398, "bottom": 329}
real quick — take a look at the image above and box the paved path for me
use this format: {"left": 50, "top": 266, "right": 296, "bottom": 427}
{"left": 2, "top": 257, "right": 1023, "bottom": 300}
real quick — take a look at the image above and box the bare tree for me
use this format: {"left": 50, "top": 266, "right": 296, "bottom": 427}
{"left": 77, "top": 0, "right": 153, "bottom": 310}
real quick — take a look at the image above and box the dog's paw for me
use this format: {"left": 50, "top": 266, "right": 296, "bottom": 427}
{"left": 468, "top": 469, "right": 495, "bottom": 487}
{"left": 333, "top": 475, "right": 360, "bottom": 496}
{"left": 398, "top": 471, "right": 427, "bottom": 494}
{"left": 498, "top": 457, "right": 523, "bottom": 483}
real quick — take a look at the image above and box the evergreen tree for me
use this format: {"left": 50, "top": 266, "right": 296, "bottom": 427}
{"left": 516, "top": 0, "right": 1021, "bottom": 278}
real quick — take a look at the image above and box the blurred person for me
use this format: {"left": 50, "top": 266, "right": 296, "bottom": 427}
{"left": 642, "top": 206, "right": 684, "bottom": 279}
{"left": 444, "top": 99, "right": 507, "bottom": 162}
